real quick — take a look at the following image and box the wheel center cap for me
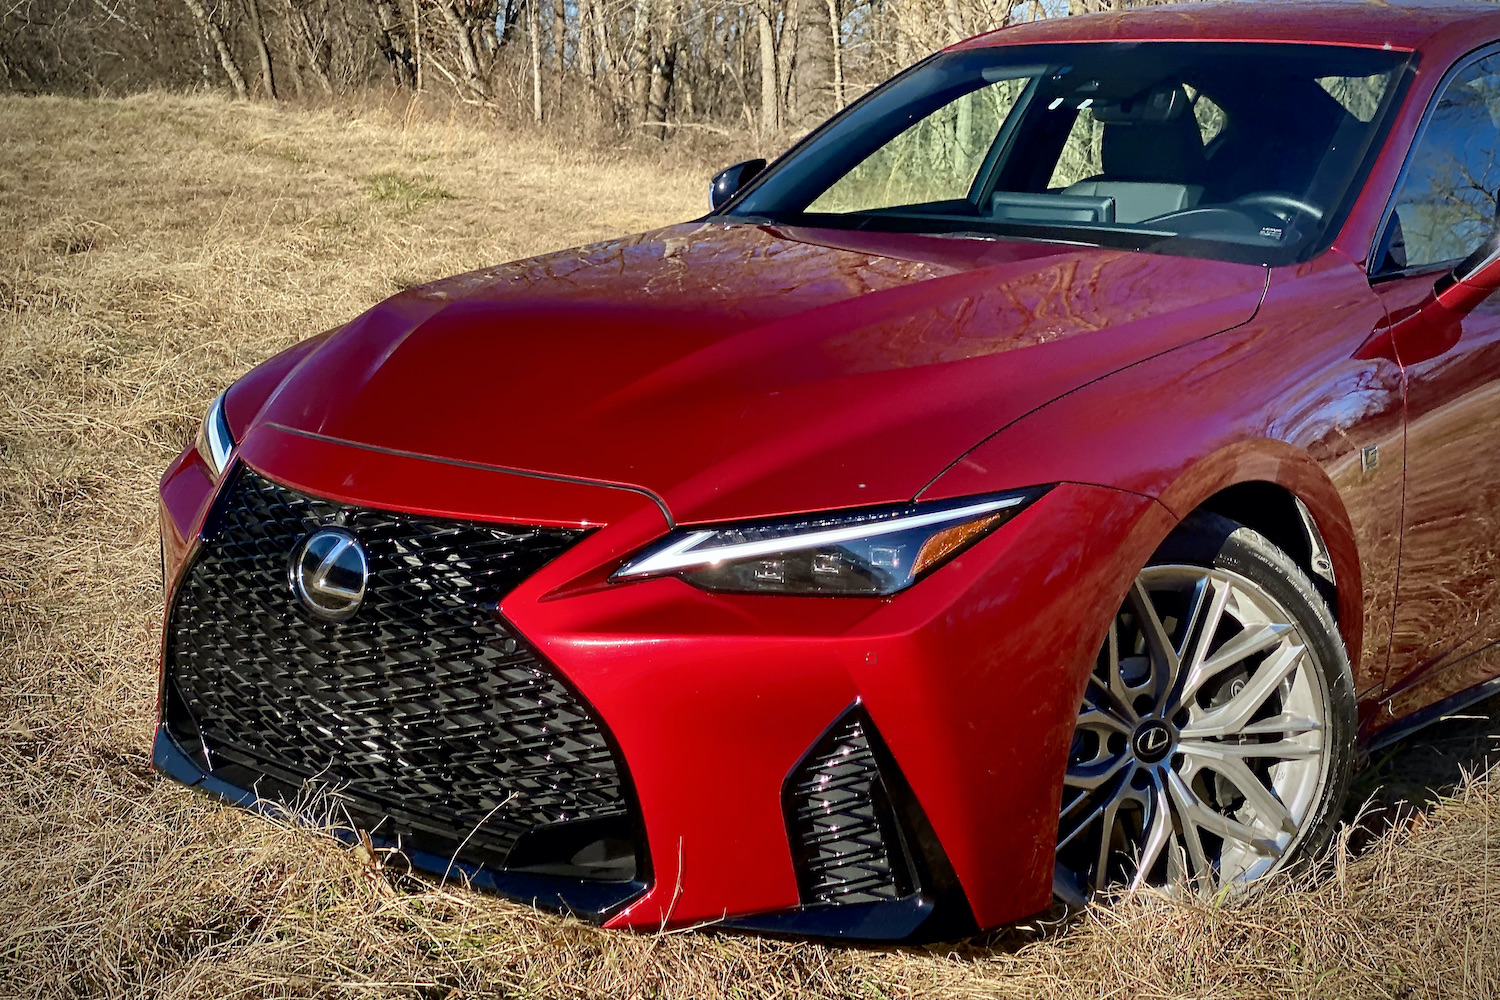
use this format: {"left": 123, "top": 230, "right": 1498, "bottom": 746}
{"left": 1131, "top": 721, "right": 1175, "bottom": 764}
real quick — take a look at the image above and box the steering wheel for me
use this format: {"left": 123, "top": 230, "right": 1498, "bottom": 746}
{"left": 1231, "top": 192, "right": 1325, "bottom": 222}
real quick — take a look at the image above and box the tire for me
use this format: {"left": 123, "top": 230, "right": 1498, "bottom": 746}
{"left": 1053, "top": 511, "right": 1357, "bottom": 906}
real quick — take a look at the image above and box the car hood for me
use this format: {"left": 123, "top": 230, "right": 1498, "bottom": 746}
{"left": 252, "top": 221, "right": 1268, "bottom": 524}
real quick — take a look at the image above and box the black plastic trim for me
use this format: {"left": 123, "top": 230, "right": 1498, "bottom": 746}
{"left": 1368, "top": 661, "right": 1500, "bottom": 753}
{"left": 153, "top": 725, "right": 650, "bottom": 920}
{"left": 746, "top": 703, "right": 977, "bottom": 943}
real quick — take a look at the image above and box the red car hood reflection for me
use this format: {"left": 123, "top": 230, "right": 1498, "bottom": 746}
{"left": 255, "top": 222, "right": 1269, "bottom": 524}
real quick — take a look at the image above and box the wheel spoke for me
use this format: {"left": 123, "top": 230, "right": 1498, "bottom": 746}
{"left": 1180, "top": 575, "right": 1227, "bottom": 673}
{"left": 1238, "top": 713, "right": 1321, "bottom": 738}
{"left": 1128, "top": 778, "right": 1172, "bottom": 890}
{"left": 1178, "top": 745, "right": 1298, "bottom": 835}
{"left": 1182, "top": 737, "right": 1320, "bottom": 761}
{"left": 1163, "top": 770, "right": 1213, "bottom": 890}
{"left": 1058, "top": 800, "right": 1106, "bottom": 850}
{"left": 1176, "top": 621, "right": 1293, "bottom": 712}
{"left": 1181, "top": 642, "right": 1305, "bottom": 740}
{"left": 1076, "top": 707, "right": 1132, "bottom": 736}
{"left": 1166, "top": 768, "right": 1283, "bottom": 856}
{"left": 1127, "top": 580, "right": 1178, "bottom": 711}
{"left": 1064, "top": 751, "right": 1132, "bottom": 791}
{"left": 1092, "top": 792, "right": 1128, "bottom": 893}
{"left": 1086, "top": 672, "right": 1138, "bottom": 725}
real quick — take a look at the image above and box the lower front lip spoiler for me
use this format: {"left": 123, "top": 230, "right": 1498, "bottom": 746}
{"left": 150, "top": 725, "right": 651, "bottom": 921}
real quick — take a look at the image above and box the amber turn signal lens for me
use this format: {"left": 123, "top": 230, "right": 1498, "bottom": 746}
{"left": 911, "top": 512, "right": 1009, "bottom": 578}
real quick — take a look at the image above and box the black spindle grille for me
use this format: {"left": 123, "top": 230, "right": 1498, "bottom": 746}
{"left": 164, "top": 466, "right": 634, "bottom": 871}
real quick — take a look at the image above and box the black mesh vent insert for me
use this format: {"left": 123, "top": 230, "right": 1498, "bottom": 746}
{"left": 785, "top": 710, "right": 912, "bottom": 906}
{"left": 165, "top": 466, "right": 635, "bottom": 872}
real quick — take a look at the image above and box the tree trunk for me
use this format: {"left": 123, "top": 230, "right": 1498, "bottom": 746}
{"left": 553, "top": 0, "right": 565, "bottom": 82}
{"left": 413, "top": 0, "right": 423, "bottom": 89}
{"left": 943, "top": 0, "right": 964, "bottom": 42}
{"left": 530, "top": 0, "right": 543, "bottom": 120}
{"left": 646, "top": 0, "right": 680, "bottom": 130}
{"left": 182, "top": 0, "right": 249, "bottom": 97}
{"left": 757, "top": 1, "right": 777, "bottom": 135}
{"left": 436, "top": 0, "right": 490, "bottom": 99}
{"left": 245, "top": 0, "right": 277, "bottom": 98}
{"left": 826, "top": 0, "right": 842, "bottom": 110}
{"left": 628, "top": 0, "right": 651, "bottom": 123}
{"left": 776, "top": 0, "right": 799, "bottom": 120}
{"left": 283, "top": 0, "right": 335, "bottom": 95}
{"left": 367, "top": 0, "right": 416, "bottom": 87}
{"left": 577, "top": 0, "right": 594, "bottom": 82}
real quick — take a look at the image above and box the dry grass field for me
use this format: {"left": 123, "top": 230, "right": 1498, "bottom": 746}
{"left": 6, "top": 91, "right": 1500, "bottom": 999}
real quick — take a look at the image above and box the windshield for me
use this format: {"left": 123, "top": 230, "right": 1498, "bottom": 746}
{"left": 725, "top": 42, "right": 1412, "bottom": 265}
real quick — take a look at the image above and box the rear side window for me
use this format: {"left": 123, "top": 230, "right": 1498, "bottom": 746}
{"left": 1386, "top": 54, "right": 1500, "bottom": 269}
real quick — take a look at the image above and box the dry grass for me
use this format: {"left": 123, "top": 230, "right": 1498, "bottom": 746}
{"left": 3, "top": 90, "right": 1500, "bottom": 998}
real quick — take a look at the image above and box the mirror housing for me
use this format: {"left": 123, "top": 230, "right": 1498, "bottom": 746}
{"left": 709, "top": 159, "right": 767, "bottom": 211}
{"left": 1434, "top": 227, "right": 1500, "bottom": 313}
{"left": 1358, "top": 227, "right": 1500, "bottom": 365}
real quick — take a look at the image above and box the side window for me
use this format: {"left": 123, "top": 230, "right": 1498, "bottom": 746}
{"left": 1386, "top": 54, "right": 1500, "bottom": 270}
{"left": 1188, "top": 89, "right": 1227, "bottom": 146}
{"left": 1048, "top": 108, "right": 1104, "bottom": 189}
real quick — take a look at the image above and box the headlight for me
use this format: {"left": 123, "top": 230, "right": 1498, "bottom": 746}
{"left": 612, "top": 489, "right": 1045, "bottom": 596}
{"left": 194, "top": 390, "right": 234, "bottom": 478}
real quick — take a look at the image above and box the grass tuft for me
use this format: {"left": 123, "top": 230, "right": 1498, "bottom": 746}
{"left": 366, "top": 172, "right": 457, "bottom": 213}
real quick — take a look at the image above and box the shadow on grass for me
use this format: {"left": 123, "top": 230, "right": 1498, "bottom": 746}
{"left": 1344, "top": 689, "right": 1500, "bottom": 851}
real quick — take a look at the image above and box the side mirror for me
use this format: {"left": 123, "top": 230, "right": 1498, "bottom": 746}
{"left": 1358, "top": 226, "right": 1500, "bottom": 365}
{"left": 709, "top": 159, "right": 767, "bottom": 211}
{"left": 1434, "top": 227, "right": 1500, "bottom": 314}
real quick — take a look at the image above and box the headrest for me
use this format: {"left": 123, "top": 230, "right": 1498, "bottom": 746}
{"left": 1101, "top": 97, "right": 1205, "bottom": 185}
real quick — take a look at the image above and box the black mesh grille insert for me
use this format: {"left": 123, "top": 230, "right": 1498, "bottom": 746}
{"left": 165, "top": 466, "right": 635, "bottom": 872}
{"left": 785, "top": 710, "right": 910, "bottom": 906}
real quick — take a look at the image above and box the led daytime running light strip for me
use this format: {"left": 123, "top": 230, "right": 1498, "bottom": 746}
{"left": 616, "top": 495, "right": 1026, "bottom": 578}
{"left": 204, "top": 392, "right": 234, "bottom": 473}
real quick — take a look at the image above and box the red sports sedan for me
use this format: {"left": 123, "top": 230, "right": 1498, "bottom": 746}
{"left": 154, "top": 0, "right": 1500, "bottom": 939}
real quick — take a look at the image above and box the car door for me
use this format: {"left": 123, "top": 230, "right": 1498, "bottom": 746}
{"left": 1371, "top": 45, "right": 1500, "bottom": 720}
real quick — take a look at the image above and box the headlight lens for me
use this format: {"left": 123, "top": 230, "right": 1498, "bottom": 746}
{"left": 612, "top": 489, "right": 1045, "bottom": 596}
{"left": 194, "top": 390, "right": 234, "bottom": 478}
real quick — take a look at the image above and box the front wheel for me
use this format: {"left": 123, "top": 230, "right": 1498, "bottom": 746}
{"left": 1054, "top": 513, "right": 1356, "bottom": 906}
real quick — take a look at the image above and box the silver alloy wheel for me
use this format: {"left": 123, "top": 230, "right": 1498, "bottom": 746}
{"left": 1054, "top": 564, "right": 1333, "bottom": 905}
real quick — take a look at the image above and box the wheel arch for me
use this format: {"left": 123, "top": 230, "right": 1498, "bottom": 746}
{"left": 1154, "top": 440, "right": 1363, "bottom": 668}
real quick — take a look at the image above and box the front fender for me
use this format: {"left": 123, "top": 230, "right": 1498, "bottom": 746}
{"left": 920, "top": 253, "right": 1405, "bottom": 698}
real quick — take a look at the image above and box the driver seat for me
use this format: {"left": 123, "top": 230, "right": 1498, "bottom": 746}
{"left": 1064, "top": 108, "right": 1206, "bottom": 224}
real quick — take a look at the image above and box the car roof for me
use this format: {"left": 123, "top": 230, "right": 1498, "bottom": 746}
{"left": 953, "top": 0, "right": 1500, "bottom": 55}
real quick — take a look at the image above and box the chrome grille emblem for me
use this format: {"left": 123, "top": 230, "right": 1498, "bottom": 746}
{"left": 290, "top": 528, "right": 368, "bottom": 621}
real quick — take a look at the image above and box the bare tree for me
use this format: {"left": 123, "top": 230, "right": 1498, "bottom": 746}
{"left": 434, "top": 0, "right": 492, "bottom": 99}
{"left": 756, "top": 0, "right": 777, "bottom": 133}
{"left": 182, "top": 0, "right": 249, "bottom": 97}
{"left": 367, "top": 0, "right": 416, "bottom": 87}
{"left": 245, "top": 0, "right": 278, "bottom": 97}
{"left": 826, "top": 0, "right": 843, "bottom": 110}
{"left": 284, "top": 0, "right": 336, "bottom": 94}
{"left": 530, "top": 0, "right": 542, "bottom": 119}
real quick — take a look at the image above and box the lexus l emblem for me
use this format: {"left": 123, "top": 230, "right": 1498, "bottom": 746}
{"left": 1131, "top": 721, "right": 1174, "bottom": 764}
{"left": 290, "top": 529, "right": 369, "bottom": 621}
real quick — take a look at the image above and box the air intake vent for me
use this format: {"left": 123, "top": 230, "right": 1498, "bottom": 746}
{"left": 784, "top": 708, "right": 913, "bottom": 905}
{"left": 164, "top": 466, "right": 641, "bottom": 879}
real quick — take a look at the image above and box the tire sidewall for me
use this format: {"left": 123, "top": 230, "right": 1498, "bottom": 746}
{"left": 1150, "top": 511, "right": 1358, "bottom": 879}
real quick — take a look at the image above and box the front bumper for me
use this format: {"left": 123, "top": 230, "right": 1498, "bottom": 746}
{"left": 157, "top": 423, "right": 1172, "bottom": 937}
